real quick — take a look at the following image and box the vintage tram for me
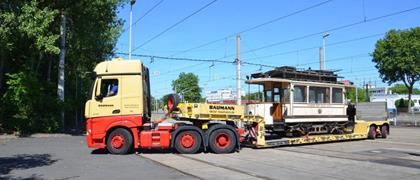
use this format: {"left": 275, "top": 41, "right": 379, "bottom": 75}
{"left": 245, "top": 66, "right": 355, "bottom": 136}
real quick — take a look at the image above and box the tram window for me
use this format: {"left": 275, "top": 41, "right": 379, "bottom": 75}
{"left": 265, "top": 90, "right": 273, "bottom": 102}
{"left": 332, "top": 88, "right": 343, "bottom": 103}
{"left": 274, "top": 94, "right": 280, "bottom": 102}
{"left": 283, "top": 89, "right": 290, "bottom": 103}
{"left": 309, "top": 87, "right": 329, "bottom": 103}
{"left": 273, "top": 87, "right": 280, "bottom": 102}
{"left": 293, "top": 86, "right": 306, "bottom": 103}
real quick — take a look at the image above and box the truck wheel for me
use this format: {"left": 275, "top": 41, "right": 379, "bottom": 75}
{"left": 381, "top": 126, "right": 388, "bottom": 139}
{"left": 368, "top": 126, "right": 376, "bottom": 140}
{"left": 106, "top": 128, "right": 133, "bottom": 154}
{"left": 174, "top": 130, "right": 201, "bottom": 154}
{"left": 209, "top": 128, "right": 236, "bottom": 154}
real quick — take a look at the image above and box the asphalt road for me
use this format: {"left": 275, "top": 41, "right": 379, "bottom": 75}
{"left": 0, "top": 136, "right": 193, "bottom": 180}
{"left": 1, "top": 127, "right": 420, "bottom": 180}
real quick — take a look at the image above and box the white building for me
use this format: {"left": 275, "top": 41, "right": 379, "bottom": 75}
{"left": 370, "top": 94, "right": 420, "bottom": 110}
{"left": 369, "top": 87, "right": 392, "bottom": 96}
{"left": 205, "top": 88, "right": 245, "bottom": 103}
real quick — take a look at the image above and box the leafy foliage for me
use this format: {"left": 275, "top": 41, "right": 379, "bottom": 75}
{"left": 2, "top": 72, "right": 60, "bottom": 133}
{"left": 171, "top": 72, "right": 202, "bottom": 102}
{"left": 345, "top": 87, "right": 367, "bottom": 103}
{"left": 372, "top": 27, "right": 420, "bottom": 111}
{"left": 0, "top": 0, "right": 126, "bottom": 134}
{"left": 395, "top": 98, "right": 414, "bottom": 108}
{"left": 389, "top": 84, "right": 420, "bottom": 94}
{"left": 242, "top": 92, "right": 262, "bottom": 101}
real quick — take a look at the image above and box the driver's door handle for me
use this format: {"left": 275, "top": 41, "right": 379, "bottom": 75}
{"left": 112, "top": 109, "right": 120, "bottom": 114}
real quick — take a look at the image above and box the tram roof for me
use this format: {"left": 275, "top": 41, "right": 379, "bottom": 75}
{"left": 246, "top": 66, "right": 353, "bottom": 87}
{"left": 245, "top": 78, "right": 353, "bottom": 88}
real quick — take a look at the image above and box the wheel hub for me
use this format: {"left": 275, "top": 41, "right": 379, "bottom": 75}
{"left": 215, "top": 133, "right": 230, "bottom": 148}
{"left": 111, "top": 134, "right": 125, "bottom": 149}
{"left": 181, "top": 134, "right": 195, "bottom": 148}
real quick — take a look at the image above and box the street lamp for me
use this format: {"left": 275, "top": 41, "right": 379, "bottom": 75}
{"left": 128, "top": 0, "right": 136, "bottom": 60}
{"left": 320, "top": 32, "right": 330, "bottom": 70}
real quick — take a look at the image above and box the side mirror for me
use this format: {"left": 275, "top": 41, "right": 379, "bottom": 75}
{"left": 95, "top": 94, "right": 104, "bottom": 101}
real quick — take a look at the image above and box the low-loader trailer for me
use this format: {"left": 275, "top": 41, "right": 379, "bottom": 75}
{"left": 85, "top": 59, "right": 389, "bottom": 154}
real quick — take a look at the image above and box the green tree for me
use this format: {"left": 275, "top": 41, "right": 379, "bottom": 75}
{"left": 0, "top": 0, "right": 126, "bottom": 134}
{"left": 242, "top": 92, "right": 262, "bottom": 101}
{"left": 172, "top": 72, "right": 202, "bottom": 102}
{"left": 345, "top": 87, "right": 367, "bottom": 103}
{"left": 389, "top": 84, "right": 420, "bottom": 94}
{"left": 372, "top": 27, "right": 420, "bottom": 112}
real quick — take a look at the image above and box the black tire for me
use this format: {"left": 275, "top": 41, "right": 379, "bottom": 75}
{"left": 208, "top": 128, "right": 237, "bottom": 154}
{"left": 368, "top": 126, "right": 376, "bottom": 140}
{"left": 106, "top": 128, "right": 133, "bottom": 154}
{"left": 381, "top": 126, "right": 388, "bottom": 139}
{"left": 174, "top": 130, "right": 201, "bottom": 154}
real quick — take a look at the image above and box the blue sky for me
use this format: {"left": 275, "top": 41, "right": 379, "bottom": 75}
{"left": 114, "top": 0, "right": 420, "bottom": 99}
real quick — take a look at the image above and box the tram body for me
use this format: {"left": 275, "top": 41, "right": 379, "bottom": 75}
{"left": 245, "top": 67, "right": 354, "bottom": 136}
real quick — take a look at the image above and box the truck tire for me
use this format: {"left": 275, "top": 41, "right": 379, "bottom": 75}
{"left": 208, "top": 128, "right": 236, "bottom": 154}
{"left": 368, "top": 126, "right": 376, "bottom": 140}
{"left": 381, "top": 126, "right": 388, "bottom": 139}
{"left": 174, "top": 130, "right": 201, "bottom": 154}
{"left": 106, "top": 128, "right": 133, "bottom": 154}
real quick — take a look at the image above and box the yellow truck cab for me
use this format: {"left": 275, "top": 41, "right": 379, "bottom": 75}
{"left": 85, "top": 58, "right": 152, "bottom": 153}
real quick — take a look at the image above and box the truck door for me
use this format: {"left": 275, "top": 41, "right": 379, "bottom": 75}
{"left": 89, "top": 76, "right": 122, "bottom": 118}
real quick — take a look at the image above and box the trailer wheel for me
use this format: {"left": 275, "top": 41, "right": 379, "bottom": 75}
{"left": 174, "top": 130, "right": 201, "bottom": 154}
{"left": 106, "top": 128, "right": 133, "bottom": 154}
{"left": 209, "top": 128, "right": 236, "bottom": 154}
{"left": 368, "top": 126, "right": 376, "bottom": 140}
{"left": 381, "top": 126, "right": 388, "bottom": 139}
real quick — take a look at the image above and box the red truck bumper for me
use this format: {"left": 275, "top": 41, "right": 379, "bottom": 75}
{"left": 86, "top": 119, "right": 106, "bottom": 149}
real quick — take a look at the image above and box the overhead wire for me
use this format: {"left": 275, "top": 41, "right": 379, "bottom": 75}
{"left": 242, "top": 32, "right": 385, "bottom": 61}
{"left": 131, "top": 0, "right": 218, "bottom": 52}
{"left": 215, "top": 5, "right": 420, "bottom": 61}
{"left": 122, "top": 0, "right": 165, "bottom": 33}
{"left": 168, "top": 0, "right": 334, "bottom": 57}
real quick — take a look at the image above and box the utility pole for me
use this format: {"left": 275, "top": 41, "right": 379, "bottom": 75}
{"left": 236, "top": 34, "right": 241, "bottom": 105}
{"left": 320, "top": 32, "right": 329, "bottom": 70}
{"left": 128, "top": 0, "right": 136, "bottom": 60}
{"left": 58, "top": 11, "right": 67, "bottom": 132}
{"left": 355, "top": 85, "right": 358, "bottom": 104}
{"left": 319, "top": 47, "right": 324, "bottom": 70}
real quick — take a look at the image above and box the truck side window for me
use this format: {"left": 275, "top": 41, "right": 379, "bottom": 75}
{"left": 100, "top": 79, "right": 118, "bottom": 97}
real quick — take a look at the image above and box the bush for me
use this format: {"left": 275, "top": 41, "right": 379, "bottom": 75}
{"left": 1, "top": 72, "right": 60, "bottom": 134}
{"left": 395, "top": 98, "right": 415, "bottom": 108}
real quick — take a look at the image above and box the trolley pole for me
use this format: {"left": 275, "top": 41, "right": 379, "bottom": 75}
{"left": 236, "top": 34, "right": 241, "bottom": 105}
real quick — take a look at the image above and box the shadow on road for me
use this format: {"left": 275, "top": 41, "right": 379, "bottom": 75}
{"left": 0, "top": 154, "right": 57, "bottom": 179}
{"left": 90, "top": 149, "right": 109, "bottom": 155}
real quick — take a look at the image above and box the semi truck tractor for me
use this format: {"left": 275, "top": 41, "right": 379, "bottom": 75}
{"left": 85, "top": 59, "right": 389, "bottom": 154}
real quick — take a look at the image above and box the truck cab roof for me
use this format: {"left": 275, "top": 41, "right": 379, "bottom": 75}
{"left": 94, "top": 58, "right": 144, "bottom": 76}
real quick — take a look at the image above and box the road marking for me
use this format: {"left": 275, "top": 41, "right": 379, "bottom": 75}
{"left": 138, "top": 153, "right": 265, "bottom": 180}
{"left": 366, "top": 140, "right": 420, "bottom": 146}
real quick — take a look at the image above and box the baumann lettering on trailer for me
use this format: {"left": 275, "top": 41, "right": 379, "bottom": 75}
{"left": 209, "top": 105, "right": 235, "bottom": 111}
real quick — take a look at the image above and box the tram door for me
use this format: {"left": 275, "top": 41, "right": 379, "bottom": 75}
{"left": 272, "top": 85, "right": 282, "bottom": 122}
